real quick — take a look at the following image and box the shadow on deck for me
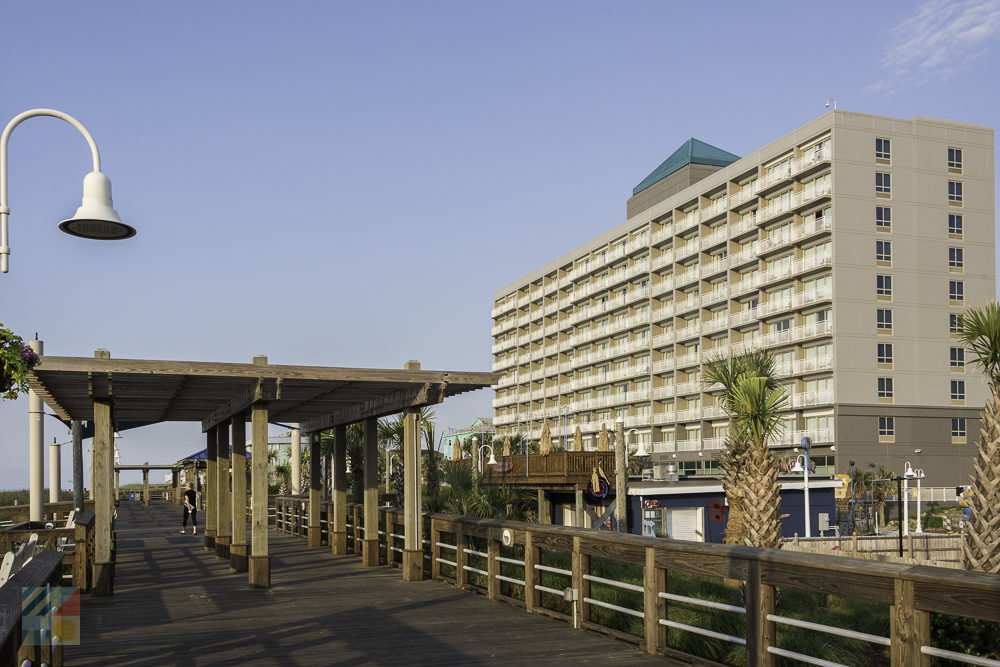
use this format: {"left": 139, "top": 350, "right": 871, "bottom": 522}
{"left": 67, "top": 501, "right": 658, "bottom": 665}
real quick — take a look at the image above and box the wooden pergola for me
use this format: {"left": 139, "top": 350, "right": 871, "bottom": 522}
{"left": 27, "top": 350, "right": 498, "bottom": 593}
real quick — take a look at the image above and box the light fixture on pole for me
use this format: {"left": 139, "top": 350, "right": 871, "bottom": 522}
{"left": 1, "top": 108, "right": 136, "bottom": 274}
{"left": 903, "top": 461, "right": 925, "bottom": 534}
{"left": 790, "top": 436, "right": 812, "bottom": 537}
{"left": 478, "top": 443, "right": 498, "bottom": 474}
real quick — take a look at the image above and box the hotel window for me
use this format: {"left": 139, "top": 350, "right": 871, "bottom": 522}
{"left": 876, "top": 206, "right": 891, "bottom": 230}
{"left": 773, "top": 319, "right": 791, "bottom": 333}
{"left": 876, "top": 240, "right": 892, "bottom": 264}
{"left": 875, "top": 137, "right": 891, "bottom": 161}
{"left": 951, "top": 380, "right": 966, "bottom": 401}
{"left": 948, "top": 214, "right": 963, "bottom": 237}
{"left": 950, "top": 313, "right": 963, "bottom": 334}
{"left": 876, "top": 172, "right": 891, "bottom": 195}
{"left": 877, "top": 377, "right": 894, "bottom": 400}
{"left": 948, "top": 181, "right": 963, "bottom": 202}
{"left": 949, "top": 247, "right": 964, "bottom": 270}
{"left": 877, "top": 308, "right": 893, "bottom": 331}
{"left": 876, "top": 274, "right": 893, "bottom": 298}
{"left": 951, "top": 418, "right": 967, "bottom": 441}
{"left": 877, "top": 343, "right": 893, "bottom": 365}
{"left": 949, "top": 280, "right": 964, "bottom": 303}
{"left": 878, "top": 416, "right": 895, "bottom": 440}
{"left": 950, "top": 347, "right": 965, "bottom": 369}
{"left": 948, "top": 147, "right": 963, "bottom": 170}
{"left": 815, "top": 309, "right": 830, "bottom": 324}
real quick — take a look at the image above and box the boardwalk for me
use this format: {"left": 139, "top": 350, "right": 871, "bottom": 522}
{"left": 68, "top": 502, "right": 659, "bottom": 666}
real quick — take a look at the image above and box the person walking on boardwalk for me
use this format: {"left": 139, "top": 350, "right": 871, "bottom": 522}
{"left": 180, "top": 482, "right": 198, "bottom": 535}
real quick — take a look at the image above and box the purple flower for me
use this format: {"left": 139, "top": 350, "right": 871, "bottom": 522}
{"left": 21, "top": 344, "right": 39, "bottom": 367}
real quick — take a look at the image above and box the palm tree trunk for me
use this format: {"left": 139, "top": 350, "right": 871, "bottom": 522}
{"left": 738, "top": 441, "right": 782, "bottom": 549}
{"left": 963, "top": 394, "right": 1000, "bottom": 572}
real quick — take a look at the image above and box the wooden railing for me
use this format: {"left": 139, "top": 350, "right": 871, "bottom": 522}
{"left": 0, "top": 500, "right": 95, "bottom": 527}
{"left": 483, "top": 452, "right": 618, "bottom": 482}
{"left": 272, "top": 497, "right": 1000, "bottom": 665}
{"left": 0, "top": 549, "right": 65, "bottom": 667}
{"left": 0, "top": 509, "right": 97, "bottom": 592}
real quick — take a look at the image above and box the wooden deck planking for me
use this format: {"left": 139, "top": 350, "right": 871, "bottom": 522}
{"left": 67, "top": 502, "right": 660, "bottom": 666}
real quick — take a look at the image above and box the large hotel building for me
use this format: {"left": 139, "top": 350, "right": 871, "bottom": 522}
{"left": 490, "top": 111, "right": 995, "bottom": 488}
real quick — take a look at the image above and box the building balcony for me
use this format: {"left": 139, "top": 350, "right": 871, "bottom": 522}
{"left": 790, "top": 390, "right": 833, "bottom": 408}
{"left": 674, "top": 353, "right": 700, "bottom": 369}
{"left": 651, "top": 251, "right": 675, "bottom": 271}
{"left": 651, "top": 224, "right": 676, "bottom": 246}
{"left": 729, "top": 186, "right": 757, "bottom": 209}
{"left": 702, "top": 227, "right": 728, "bottom": 249}
{"left": 674, "top": 380, "right": 701, "bottom": 396}
{"left": 651, "top": 412, "right": 677, "bottom": 426}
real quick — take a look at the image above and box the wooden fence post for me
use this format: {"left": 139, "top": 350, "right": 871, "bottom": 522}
{"left": 455, "top": 521, "right": 468, "bottom": 589}
{"left": 524, "top": 531, "right": 538, "bottom": 613}
{"left": 746, "top": 559, "right": 775, "bottom": 666}
{"left": 430, "top": 518, "right": 441, "bottom": 581}
{"left": 572, "top": 535, "right": 588, "bottom": 629}
{"left": 487, "top": 530, "right": 500, "bottom": 600}
{"left": 643, "top": 547, "right": 666, "bottom": 655}
{"left": 891, "top": 578, "right": 930, "bottom": 667}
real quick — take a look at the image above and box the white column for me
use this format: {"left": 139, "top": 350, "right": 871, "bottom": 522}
{"left": 290, "top": 423, "right": 301, "bottom": 495}
{"left": 902, "top": 478, "right": 910, "bottom": 537}
{"left": 28, "top": 338, "right": 44, "bottom": 521}
{"left": 48, "top": 441, "right": 61, "bottom": 503}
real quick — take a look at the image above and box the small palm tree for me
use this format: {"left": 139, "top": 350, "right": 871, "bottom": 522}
{"left": 956, "top": 302, "right": 1000, "bottom": 572}
{"left": 704, "top": 350, "right": 787, "bottom": 549}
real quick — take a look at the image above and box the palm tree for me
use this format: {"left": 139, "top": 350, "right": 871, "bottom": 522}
{"left": 955, "top": 302, "right": 1000, "bottom": 572}
{"left": 703, "top": 350, "right": 787, "bottom": 549}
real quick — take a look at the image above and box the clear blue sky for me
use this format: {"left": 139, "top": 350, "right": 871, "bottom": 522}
{"left": 1, "top": 1, "right": 998, "bottom": 488}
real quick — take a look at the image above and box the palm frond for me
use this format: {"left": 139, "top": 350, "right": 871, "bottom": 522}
{"left": 957, "top": 302, "right": 1000, "bottom": 387}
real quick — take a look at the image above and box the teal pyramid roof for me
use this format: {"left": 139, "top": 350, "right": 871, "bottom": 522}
{"left": 632, "top": 138, "right": 741, "bottom": 196}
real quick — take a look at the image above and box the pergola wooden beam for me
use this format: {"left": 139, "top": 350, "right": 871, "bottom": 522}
{"left": 201, "top": 378, "right": 277, "bottom": 432}
{"left": 299, "top": 382, "right": 447, "bottom": 433}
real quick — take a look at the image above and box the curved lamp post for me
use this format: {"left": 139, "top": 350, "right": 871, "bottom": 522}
{"left": 1, "top": 108, "right": 136, "bottom": 274}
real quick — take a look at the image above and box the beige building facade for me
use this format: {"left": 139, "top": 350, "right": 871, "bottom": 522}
{"left": 490, "top": 111, "right": 995, "bottom": 487}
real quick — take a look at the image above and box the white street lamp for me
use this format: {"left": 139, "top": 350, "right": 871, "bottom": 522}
{"left": 903, "top": 462, "right": 926, "bottom": 534}
{"left": 478, "top": 443, "right": 498, "bottom": 474}
{"left": 1, "top": 108, "right": 136, "bottom": 274}
{"left": 790, "top": 440, "right": 812, "bottom": 538}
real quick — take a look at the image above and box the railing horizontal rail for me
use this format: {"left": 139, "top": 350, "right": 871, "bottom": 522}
{"left": 583, "top": 573, "right": 643, "bottom": 593}
{"left": 660, "top": 618, "right": 747, "bottom": 646}
{"left": 767, "top": 613, "right": 890, "bottom": 646}
{"left": 766, "top": 645, "right": 843, "bottom": 666}
{"left": 659, "top": 591, "right": 746, "bottom": 614}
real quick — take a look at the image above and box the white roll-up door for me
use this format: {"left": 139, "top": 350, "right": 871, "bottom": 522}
{"left": 666, "top": 507, "right": 705, "bottom": 542}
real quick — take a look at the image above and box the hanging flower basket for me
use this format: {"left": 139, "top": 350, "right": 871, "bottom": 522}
{"left": 0, "top": 323, "right": 40, "bottom": 400}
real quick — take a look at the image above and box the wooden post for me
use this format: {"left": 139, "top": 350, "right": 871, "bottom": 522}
{"left": 230, "top": 415, "right": 248, "bottom": 572}
{"left": 248, "top": 354, "right": 271, "bottom": 588}
{"left": 215, "top": 420, "right": 232, "bottom": 560}
{"left": 401, "top": 391, "right": 423, "bottom": 581}
{"left": 891, "top": 578, "right": 931, "bottom": 667}
{"left": 537, "top": 489, "right": 551, "bottom": 524}
{"left": 362, "top": 417, "right": 380, "bottom": 566}
{"left": 353, "top": 505, "right": 362, "bottom": 553}
{"left": 615, "top": 435, "right": 627, "bottom": 532}
{"left": 307, "top": 432, "right": 322, "bottom": 548}
{"left": 204, "top": 426, "right": 218, "bottom": 551}
{"left": 644, "top": 547, "right": 666, "bottom": 655}
{"left": 171, "top": 469, "right": 180, "bottom": 506}
{"left": 746, "top": 559, "right": 775, "bottom": 666}
{"left": 430, "top": 518, "right": 441, "bottom": 580}
{"left": 573, "top": 536, "right": 588, "bottom": 628}
{"left": 524, "top": 531, "right": 538, "bottom": 613}
{"left": 385, "top": 510, "right": 394, "bottom": 566}
{"left": 455, "top": 521, "right": 468, "bottom": 588}
{"left": 575, "top": 488, "right": 586, "bottom": 528}
{"left": 92, "top": 393, "right": 114, "bottom": 596}
{"left": 114, "top": 470, "right": 120, "bottom": 502}
{"left": 331, "top": 424, "right": 349, "bottom": 555}
{"left": 487, "top": 530, "right": 500, "bottom": 600}
{"left": 142, "top": 467, "right": 149, "bottom": 507}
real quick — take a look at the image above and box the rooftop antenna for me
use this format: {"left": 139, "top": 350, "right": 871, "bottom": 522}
{"left": 825, "top": 98, "right": 837, "bottom": 110}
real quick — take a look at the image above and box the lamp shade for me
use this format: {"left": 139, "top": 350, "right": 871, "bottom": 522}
{"left": 487, "top": 451, "right": 498, "bottom": 465}
{"left": 791, "top": 457, "right": 804, "bottom": 473}
{"left": 59, "top": 171, "right": 135, "bottom": 240}
{"left": 634, "top": 440, "right": 649, "bottom": 457}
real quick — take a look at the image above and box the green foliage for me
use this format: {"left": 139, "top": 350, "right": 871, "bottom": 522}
{"left": 0, "top": 323, "right": 40, "bottom": 400}
{"left": 956, "top": 302, "right": 1000, "bottom": 388}
{"left": 932, "top": 613, "right": 1000, "bottom": 660}
{"left": 433, "top": 460, "right": 534, "bottom": 519}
